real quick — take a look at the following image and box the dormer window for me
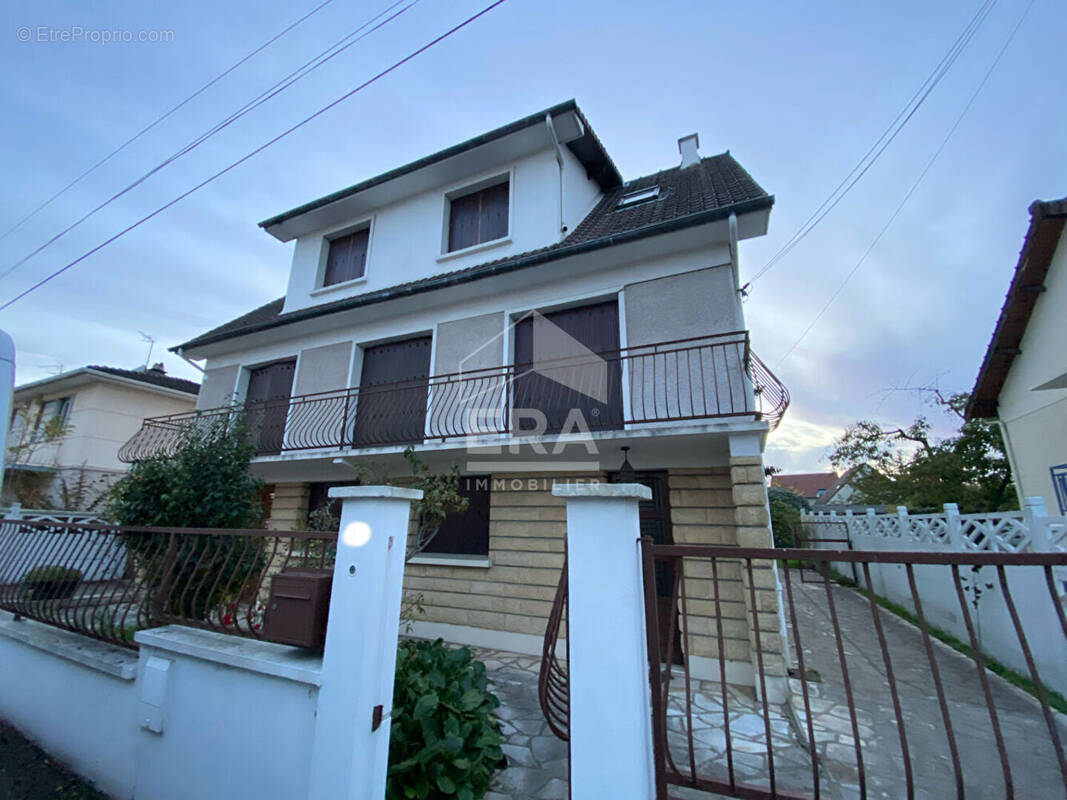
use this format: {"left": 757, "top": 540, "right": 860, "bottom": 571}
{"left": 323, "top": 227, "right": 369, "bottom": 287}
{"left": 447, "top": 178, "right": 509, "bottom": 253}
{"left": 616, "top": 186, "right": 659, "bottom": 209}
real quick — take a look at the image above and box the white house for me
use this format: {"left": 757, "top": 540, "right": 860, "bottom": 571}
{"left": 5, "top": 363, "right": 199, "bottom": 508}
{"left": 967, "top": 197, "right": 1067, "bottom": 514}
{"left": 121, "top": 101, "right": 790, "bottom": 686}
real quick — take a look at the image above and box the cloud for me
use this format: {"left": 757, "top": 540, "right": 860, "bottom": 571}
{"left": 764, "top": 414, "right": 843, "bottom": 473}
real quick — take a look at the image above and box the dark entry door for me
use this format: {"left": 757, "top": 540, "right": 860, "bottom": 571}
{"left": 246, "top": 359, "right": 296, "bottom": 455}
{"left": 354, "top": 336, "right": 432, "bottom": 447}
{"left": 511, "top": 300, "right": 623, "bottom": 435}
{"left": 612, "top": 470, "right": 681, "bottom": 662}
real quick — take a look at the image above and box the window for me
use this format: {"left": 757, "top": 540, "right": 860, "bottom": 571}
{"left": 422, "top": 476, "right": 490, "bottom": 557}
{"left": 323, "top": 228, "right": 369, "bottom": 287}
{"left": 616, "top": 186, "right": 659, "bottom": 209}
{"left": 447, "top": 180, "right": 509, "bottom": 252}
{"left": 33, "top": 397, "right": 71, "bottom": 439}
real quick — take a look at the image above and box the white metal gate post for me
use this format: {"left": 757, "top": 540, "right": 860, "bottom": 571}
{"left": 307, "top": 486, "right": 422, "bottom": 800}
{"left": 552, "top": 482, "right": 655, "bottom": 800}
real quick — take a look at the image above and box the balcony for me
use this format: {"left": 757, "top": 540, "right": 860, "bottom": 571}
{"left": 118, "top": 332, "right": 788, "bottom": 462}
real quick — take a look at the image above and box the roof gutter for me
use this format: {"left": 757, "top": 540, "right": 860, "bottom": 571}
{"left": 175, "top": 194, "right": 774, "bottom": 353}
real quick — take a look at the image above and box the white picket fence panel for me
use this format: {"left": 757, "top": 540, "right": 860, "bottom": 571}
{"left": 801, "top": 497, "right": 1067, "bottom": 697}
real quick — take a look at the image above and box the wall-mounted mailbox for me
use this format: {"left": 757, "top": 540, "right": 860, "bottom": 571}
{"left": 264, "top": 568, "right": 333, "bottom": 650}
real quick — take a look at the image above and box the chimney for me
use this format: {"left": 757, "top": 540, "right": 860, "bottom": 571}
{"left": 678, "top": 133, "right": 700, "bottom": 168}
{"left": 149, "top": 362, "right": 166, "bottom": 374}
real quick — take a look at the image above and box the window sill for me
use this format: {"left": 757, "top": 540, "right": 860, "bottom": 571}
{"left": 408, "top": 554, "right": 491, "bottom": 569}
{"left": 310, "top": 276, "right": 368, "bottom": 297}
{"left": 436, "top": 236, "right": 511, "bottom": 264}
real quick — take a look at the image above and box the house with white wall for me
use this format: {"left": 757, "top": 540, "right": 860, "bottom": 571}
{"left": 5, "top": 364, "right": 199, "bottom": 508}
{"left": 121, "top": 101, "right": 790, "bottom": 687}
{"left": 967, "top": 197, "right": 1067, "bottom": 514}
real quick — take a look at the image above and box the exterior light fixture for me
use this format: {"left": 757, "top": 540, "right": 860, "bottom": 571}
{"left": 617, "top": 446, "right": 637, "bottom": 483}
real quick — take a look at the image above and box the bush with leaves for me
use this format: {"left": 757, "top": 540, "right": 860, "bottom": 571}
{"left": 402, "top": 447, "right": 469, "bottom": 560}
{"left": 388, "top": 639, "right": 504, "bottom": 800}
{"left": 768, "top": 487, "right": 809, "bottom": 548}
{"left": 21, "top": 565, "right": 82, "bottom": 600}
{"left": 105, "top": 419, "right": 266, "bottom": 620}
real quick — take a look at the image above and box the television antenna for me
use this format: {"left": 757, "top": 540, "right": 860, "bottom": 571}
{"left": 139, "top": 331, "right": 156, "bottom": 368}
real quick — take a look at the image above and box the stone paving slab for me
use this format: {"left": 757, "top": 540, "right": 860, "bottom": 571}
{"left": 476, "top": 578, "right": 1067, "bottom": 799}
{"left": 477, "top": 647, "right": 833, "bottom": 799}
{"left": 787, "top": 579, "right": 1067, "bottom": 800}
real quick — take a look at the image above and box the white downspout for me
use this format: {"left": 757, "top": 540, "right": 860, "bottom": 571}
{"left": 728, "top": 211, "right": 740, "bottom": 288}
{"left": 546, "top": 114, "right": 566, "bottom": 238}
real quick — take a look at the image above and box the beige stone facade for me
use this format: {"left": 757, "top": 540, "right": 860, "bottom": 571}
{"left": 261, "top": 461, "right": 783, "bottom": 685}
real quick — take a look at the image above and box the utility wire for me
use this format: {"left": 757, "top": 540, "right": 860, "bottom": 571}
{"left": 773, "top": 0, "right": 1036, "bottom": 369}
{"left": 0, "top": 0, "right": 510, "bottom": 313}
{"left": 0, "top": 0, "right": 336, "bottom": 245}
{"left": 0, "top": 0, "right": 417, "bottom": 285}
{"left": 743, "top": 0, "right": 998, "bottom": 291}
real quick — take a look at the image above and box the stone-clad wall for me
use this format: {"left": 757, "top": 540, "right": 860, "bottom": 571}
{"left": 262, "top": 466, "right": 785, "bottom": 685}
{"left": 668, "top": 467, "right": 751, "bottom": 665}
{"left": 404, "top": 474, "right": 573, "bottom": 640}
{"left": 730, "top": 456, "right": 788, "bottom": 679}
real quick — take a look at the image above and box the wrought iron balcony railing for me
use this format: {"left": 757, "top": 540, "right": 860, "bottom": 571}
{"left": 119, "top": 331, "right": 789, "bottom": 462}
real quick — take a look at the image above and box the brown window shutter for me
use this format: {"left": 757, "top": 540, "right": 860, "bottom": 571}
{"left": 324, "top": 228, "right": 369, "bottom": 286}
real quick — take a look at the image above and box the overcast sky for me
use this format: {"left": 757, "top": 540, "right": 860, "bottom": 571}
{"left": 2, "top": 0, "right": 1064, "bottom": 473}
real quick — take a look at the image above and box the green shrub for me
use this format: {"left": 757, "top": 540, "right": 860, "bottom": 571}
{"left": 389, "top": 639, "right": 504, "bottom": 800}
{"left": 105, "top": 418, "right": 265, "bottom": 622}
{"left": 768, "top": 486, "right": 809, "bottom": 548}
{"left": 22, "top": 565, "right": 83, "bottom": 600}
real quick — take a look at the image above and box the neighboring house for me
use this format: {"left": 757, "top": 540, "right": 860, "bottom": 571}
{"left": 5, "top": 363, "right": 199, "bottom": 508}
{"left": 770, "top": 471, "right": 837, "bottom": 503}
{"left": 121, "top": 101, "right": 790, "bottom": 678}
{"left": 967, "top": 197, "right": 1067, "bottom": 514}
{"left": 814, "top": 465, "right": 869, "bottom": 506}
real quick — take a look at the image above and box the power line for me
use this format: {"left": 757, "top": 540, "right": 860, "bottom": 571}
{"left": 0, "top": 0, "right": 510, "bottom": 313}
{"left": 0, "top": 0, "right": 336, "bottom": 245}
{"left": 743, "top": 0, "right": 998, "bottom": 291}
{"left": 0, "top": 0, "right": 417, "bottom": 285}
{"left": 773, "top": 0, "right": 1036, "bottom": 369}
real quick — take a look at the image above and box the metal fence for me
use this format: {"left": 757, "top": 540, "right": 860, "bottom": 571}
{"left": 118, "top": 332, "right": 789, "bottom": 462}
{"left": 0, "top": 518, "right": 336, "bottom": 649}
{"left": 538, "top": 557, "right": 569, "bottom": 741}
{"left": 640, "top": 542, "right": 1067, "bottom": 800}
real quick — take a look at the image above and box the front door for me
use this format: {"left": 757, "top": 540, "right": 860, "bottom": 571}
{"left": 511, "top": 300, "right": 624, "bottom": 434}
{"left": 612, "top": 470, "right": 681, "bottom": 663}
{"left": 245, "top": 359, "right": 296, "bottom": 455}
{"left": 354, "top": 335, "right": 432, "bottom": 447}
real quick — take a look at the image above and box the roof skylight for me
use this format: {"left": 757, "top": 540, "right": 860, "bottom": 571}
{"left": 616, "top": 186, "right": 660, "bottom": 209}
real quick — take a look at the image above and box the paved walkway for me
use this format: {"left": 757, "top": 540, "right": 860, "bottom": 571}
{"left": 788, "top": 579, "right": 1067, "bottom": 800}
{"left": 480, "top": 579, "right": 1067, "bottom": 799}
{"left": 479, "top": 648, "right": 820, "bottom": 799}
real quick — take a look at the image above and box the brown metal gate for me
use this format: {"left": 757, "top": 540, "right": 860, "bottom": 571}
{"left": 640, "top": 541, "right": 1067, "bottom": 800}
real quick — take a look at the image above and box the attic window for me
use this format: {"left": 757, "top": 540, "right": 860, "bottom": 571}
{"left": 616, "top": 186, "right": 659, "bottom": 209}
{"left": 323, "top": 227, "right": 369, "bottom": 287}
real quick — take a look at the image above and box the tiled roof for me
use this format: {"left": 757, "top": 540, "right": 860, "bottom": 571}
{"left": 177, "top": 152, "right": 772, "bottom": 352}
{"left": 88, "top": 365, "right": 200, "bottom": 395}
{"left": 771, "top": 472, "right": 838, "bottom": 500}
{"left": 967, "top": 197, "right": 1067, "bottom": 419}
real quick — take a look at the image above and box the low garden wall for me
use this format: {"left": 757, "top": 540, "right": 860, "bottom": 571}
{"left": 0, "top": 613, "right": 319, "bottom": 800}
{"left": 0, "top": 488, "right": 423, "bottom": 800}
